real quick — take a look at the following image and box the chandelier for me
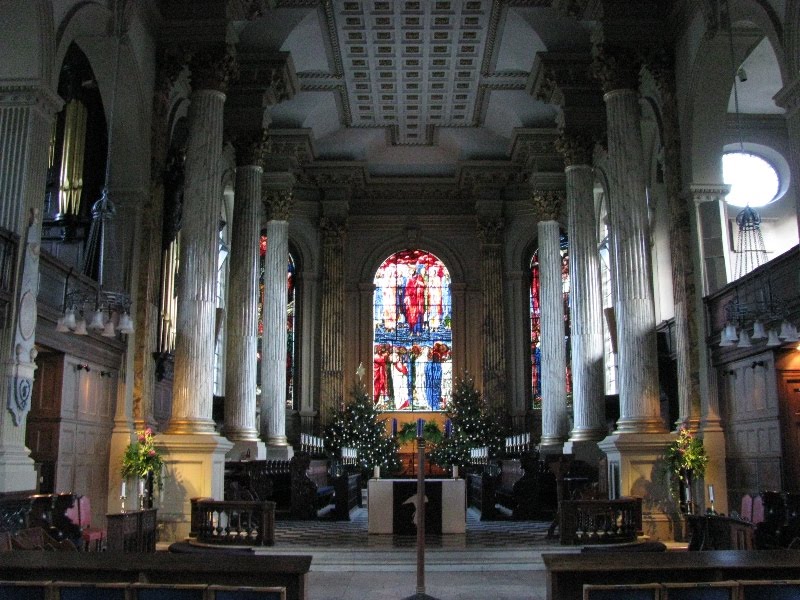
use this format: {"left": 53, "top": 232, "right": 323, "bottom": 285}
{"left": 719, "top": 283, "right": 798, "bottom": 348}
{"left": 55, "top": 3, "right": 134, "bottom": 337}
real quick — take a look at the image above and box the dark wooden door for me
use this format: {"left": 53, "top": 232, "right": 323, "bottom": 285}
{"left": 778, "top": 371, "right": 800, "bottom": 492}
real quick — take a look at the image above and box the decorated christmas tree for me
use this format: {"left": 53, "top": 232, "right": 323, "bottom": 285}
{"left": 430, "top": 372, "right": 505, "bottom": 469}
{"left": 324, "top": 383, "right": 402, "bottom": 474}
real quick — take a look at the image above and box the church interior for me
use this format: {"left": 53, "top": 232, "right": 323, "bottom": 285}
{"left": 1, "top": 0, "right": 800, "bottom": 598}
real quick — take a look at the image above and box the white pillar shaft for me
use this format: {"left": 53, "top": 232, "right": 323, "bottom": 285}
{"left": 539, "top": 219, "right": 568, "bottom": 446}
{"left": 169, "top": 89, "right": 226, "bottom": 434}
{"left": 0, "top": 86, "right": 58, "bottom": 491}
{"left": 224, "top": 165, "right": 262, "bottom": 441}
{"left": 604, "top": 89, "right": 662, "bottom": 432}
{"left": 566, "top": 165, "right": 606, "bottom": 440}
{"left": 261, "top": 219, "right": 289, "bottom": 445}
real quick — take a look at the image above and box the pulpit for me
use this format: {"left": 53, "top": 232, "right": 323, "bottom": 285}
{"left": 367, "top": 478, "right": 465, "bottom": 534}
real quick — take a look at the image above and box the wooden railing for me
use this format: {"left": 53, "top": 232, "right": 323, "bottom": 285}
{"left": 559, "top": 497, "right": 642, "bottom": 545}
{"left": 193, "top": 500, "right": 275, "bottom": 546}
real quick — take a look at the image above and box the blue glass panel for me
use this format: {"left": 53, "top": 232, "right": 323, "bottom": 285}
{"left": 60, "top": 586, "right": 126, "bottom": 600}
{"left": 215, "top": 591, "right": 283, "bottom": 600}
{"left": 742, "top": 583, "right": 800, "bottom": 600}
{"left": 373, "top": 249, "right": 452, "bottom": 411}
{"left": 136, "top": 588, "right": 205, "bottom": 600}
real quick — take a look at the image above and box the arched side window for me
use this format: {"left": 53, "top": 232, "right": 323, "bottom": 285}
{"left": 529, "top": 234, "right": 571, "bottom": 409}
{"left": 598, "top": 226, "right": 618, "bottom": 396}
{"left": 258, "top": 234, "right": 297, "bottom": 411}
{"left": 373, "top": 249, "right": 452, "bottom": 411}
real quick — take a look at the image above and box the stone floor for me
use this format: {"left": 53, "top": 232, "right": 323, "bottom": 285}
{"left": 266, "top": 508, "right": 570, "bottom": 600}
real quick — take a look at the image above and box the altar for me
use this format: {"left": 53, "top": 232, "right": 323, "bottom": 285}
{"left": 367, "top": 478, "right": 466, "bottom": 534}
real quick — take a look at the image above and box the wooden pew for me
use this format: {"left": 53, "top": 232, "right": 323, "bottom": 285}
{"left": 544, "top": 549, "right": 800, "bottom": 600}
{"left": 0, "top": 550, "right": 311, "bottom": 600}
{"left": 290, "top": 455, "right": 335, "bottom": 519}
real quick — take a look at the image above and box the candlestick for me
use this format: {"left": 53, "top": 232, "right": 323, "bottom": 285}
{"left": 416, "top": 418, "right": 424, "bottom": 438}
{"left": 708, "top": 484, "right": 715, "bottom": 503}
{"left": 121, "top": 481, "right": 126, "bottom": 498}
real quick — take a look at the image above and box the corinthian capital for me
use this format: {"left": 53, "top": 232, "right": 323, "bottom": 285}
{"left": 189, "top": 45, "right": 239, "bottom": 93}
{"left": 262, "top": 187, "right": 294, "bottom": 221}
{"left": 591, "top": 45, "right": 641, "bottom": 94}
{"left": 233, "top": 129, "right": 270, "bottom": 167}
{"left": 531, "top": 190, "right": 565, "bottom": 222}
{"left": 320, "top": 217, "right": 347, "bottom": 247}
{"left": 477, "top": 218, "right": 504, "bottom": 245}
{"left": 555, "top": 132, "right": 595, "bottom": 167}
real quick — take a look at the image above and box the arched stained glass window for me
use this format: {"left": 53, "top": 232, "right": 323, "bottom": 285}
{"left": 530, "top": 234, "right": 572, "bottom": 408}
{"left": 373, "top": 249, "right": 452, "bottom": 411}
{"left": 258, "top": 233, "right": 296, "bottom": 410}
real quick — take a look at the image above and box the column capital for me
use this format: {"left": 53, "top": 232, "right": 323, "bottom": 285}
{"left": 531, "top": 190, "right": 565, "bottom": 222}
{"left": 591, "top": 44, "right": 641, "bottom": 94}
{"left": 320, "top": 216, "right": 347, "bottom": 247}
{"left": 644, "top": 48, "right": 677, "bottom": 103}
{"left": 262, "top": 187, "right": 294, "bottom": 221}
{"left": 155, "top": 46, "right": 188, "bottom": 97}
{"left": 690, "top": 183, "right": 730, "bottom": 205}
{"left": 555, "top": 131, "right": 596, "bottom": 167}
{"left": 476, "top": 217, "right": 504, "bottom": 245}
{"left": 233, "top": 128, "right": 269, "bottom": 167}
{"left": 189, "top": 45, "right": 239, "bottom": 93}
{"left": 0, "top": 83, "right": 63, "bottom": 115}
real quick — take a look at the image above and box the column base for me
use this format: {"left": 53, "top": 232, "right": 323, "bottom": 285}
{"left": 538, "top": 440, "right": 565, "bottom": 456}
{"left": 562, "top": 439, "right": 605, "bottom": 466}
{"left": 225, "top": 439, "right": 266, "bottom": 461}
{"left": 598, "top": 430, "right": 678, "bottom": 541}
{"left": 0, "top": 444, "right": 37, "bottom": 493}
{"left": 156, "top": 433, "right": 234, "bottom": 542}
{"left": 265, "top": 444, "right": 294, "bottom": 460}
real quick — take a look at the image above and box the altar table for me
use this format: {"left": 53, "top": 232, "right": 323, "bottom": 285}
{"left": 367, "top": 478, "right": 465, "bottom": 534}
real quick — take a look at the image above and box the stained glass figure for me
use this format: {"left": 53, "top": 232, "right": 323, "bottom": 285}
{"left": 530, "top": 234, "right": 572, "bottom": 409}
{"left": 258, "top": 234, "right": 296, "bottom": 411}
{"left": 373, "top": 249, "right": 452, "bottom": 411}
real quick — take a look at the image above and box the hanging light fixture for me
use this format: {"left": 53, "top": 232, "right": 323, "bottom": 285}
{"left": 55, "top": 2, "right": 134, "bottom": 337}
{"left": 718, "top": 278, "right": 796, "bottom": 349}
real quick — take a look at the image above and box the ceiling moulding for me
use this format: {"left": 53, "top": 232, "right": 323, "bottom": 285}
{"left": 509, "top": 129, "right": 563, "bottom": 170}
{"left": 266, "top": 129, "right": 316, "bottom": 165}
{"left": 236, "top": 51, "right": 299, "bottom": 105}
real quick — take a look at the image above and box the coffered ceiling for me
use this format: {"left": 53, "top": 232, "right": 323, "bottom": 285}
{"left": 237, "top": 1, "right": 592, "bottom": 177}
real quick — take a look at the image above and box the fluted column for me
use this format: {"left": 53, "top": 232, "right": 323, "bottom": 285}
{"left": 319, "top": 217, "right": 347, "bottom": 427}
{"left": 477, "top": 217, "right": 506, "bottom": 412}
{"left": 595, "top": 50, "right": 663, "bottom": 433}
{"left": 261, "top": 175, "right": 294, "bottom": 455}
{"left": 648, "top": 58, "right": 703, "bottom": 430}
{"left": 775, "top": 77, "right": 800, "bottom": 241}
{"left": 167, "top": 49, "right": 236, "bottom": 435}
{"left": 0, "top": 83, "right": 61, "bottom": 492}
{"left": 224, "top": 131, "right": 268, "bottom": 457}
{"left": 533, "top": 191, "right": 568, "bottom": 450}
{"left": 557, "top": 134, "right": 606, "bottom": 446}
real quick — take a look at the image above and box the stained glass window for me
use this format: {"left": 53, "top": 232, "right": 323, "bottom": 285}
{"left": 373, "top": 249, "right": 452, "bottom": 411}
{"left": 530, "top": 234, "right": 571, "bottom": 409}
{"left": 258, "top": 234, "right": 296, "bottom": 411}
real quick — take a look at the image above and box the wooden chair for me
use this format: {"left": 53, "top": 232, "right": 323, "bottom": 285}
{"left": 208, "top": 584, "right": 287, "bottom": 600}
{"left": 131, "top": 583, "right": 207, "bottom": 600}
{"left": 583, "top": 583, "right": 660, "bottom": 599}
{"left": 77, "top": 495, "right": 105, "bottom": 551}
{"left": 0, "top": 580, "right": 49, "bottom": 600}
{"left": 738, "top": 579, "right": 800, "bottom": 599}
{"left": 661, "top": 581, "right": 738, "bottom": 599}
{"left": 54, "top": 581, "right": 128, "bottom": 600}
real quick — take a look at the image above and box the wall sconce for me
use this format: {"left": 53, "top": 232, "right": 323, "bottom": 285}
{"left": 750, "top": 361, "right": 765, "bottom": 370}
{"left": 100, "top": 370, "right": 113, "bottom": 378}
{"left": 76, "top": 363, "right": 90, "bottom": 372}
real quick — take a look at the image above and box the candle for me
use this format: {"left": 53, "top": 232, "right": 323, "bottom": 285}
{"left": 392, "top": 418, "right": 398, "bottom": 437}
{"left": 139, "top": 478, "right": 145, "bottom": 496}
{"left": 417, "top": 418, "right": 424, "bottom": 438}
{"left": 684, "top": 485, "right": 691, "bottom": 503}
{"left": 121, "top": 481, "right": 126, "bottom": 497}
{"left": 708, "top": 485, "right": 715, "bottom": 503}
{"left": 445, "top": 419, "right": 452, "bottom": 438}
{"left": 373, "top": 466, "right": 380, "bottom": 479}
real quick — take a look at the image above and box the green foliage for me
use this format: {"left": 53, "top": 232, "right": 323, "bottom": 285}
{"left": 121, "top": 428, "right": 164, "bottom": 490}
{"left": 663, "top": 426, "right": 709, "bottom": 501}
{"left": 429, "top": 373, "right": 505, "bottom": 469}
{"left": 324, "top": 383, "right": 402, "bottom": 473}
{"left": 396, "top": 421, "right": 443, "bottom": 445}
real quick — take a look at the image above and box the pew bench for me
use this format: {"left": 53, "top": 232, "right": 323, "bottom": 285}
{"left": 543, "top": 549, "right": 800, "bottom": 600}
{"left": 0, "top": 549, "right": 311, "bottom": 600}
{"left": 290, "top": 455, "right": 335, "bottom": 519}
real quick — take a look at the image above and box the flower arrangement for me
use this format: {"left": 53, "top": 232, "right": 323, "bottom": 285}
{"left": 663, "top": 426, "right": 708, "bottom": 501}
{"left": 121, "top": 428, "right": 164, "bottom": 490}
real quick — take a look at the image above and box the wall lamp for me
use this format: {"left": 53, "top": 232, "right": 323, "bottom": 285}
{"left": 76, "top": 363, "right": 90, "bottom": 372}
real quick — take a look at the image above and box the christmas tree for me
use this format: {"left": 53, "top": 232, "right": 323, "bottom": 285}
{"left": 324, "top": 383, "right": 402, "bottom": 474}
{"left": 430, "top": 373, "right": 505, "bottom": 469}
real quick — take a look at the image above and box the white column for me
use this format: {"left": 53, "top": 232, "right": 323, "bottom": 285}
{"left": 533, "top": 191, "right": 568, "bottom": 450}
{"left": 775, "top": 77, "right": 800, "bottom": 241}
{"left": 0, "top": 84, "right": 61, "bottom": 492}
{"left": 260, "top": 174, "right": 294, "bottom": 458}
{"left": 158, "top": 49, "right": 235, "bottom": 541}
{"left": 224, "top": 135, "right": 267, "bottom": 459}
{"left": 603, "top": 88, "right": 663, "bottom": 433}
{"left": 564, "top": 162, "right": 606, "bottom": 445}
